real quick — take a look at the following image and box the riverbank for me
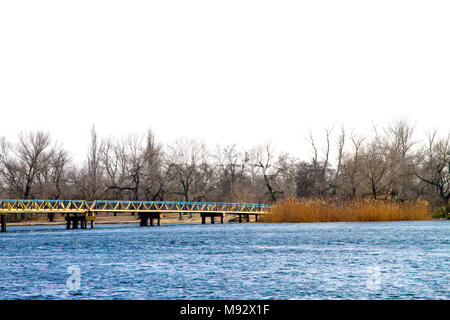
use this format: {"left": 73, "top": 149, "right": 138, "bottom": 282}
{"left": 3, "top": 198, "right": 439, "bottom": 227}
{"left": 4, "top": 213, "right": 242, "bottom": 227}
{"left": 6, "top": 215, "right": 443, "bottom": 228}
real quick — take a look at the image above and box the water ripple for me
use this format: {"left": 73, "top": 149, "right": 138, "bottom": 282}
{"left": 0, "top": 221, "right": 448, "bottom": 299}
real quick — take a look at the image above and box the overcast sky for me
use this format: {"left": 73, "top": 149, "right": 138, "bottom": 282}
{"left": 1, "top": 1, "right": 449, "bottom": 164}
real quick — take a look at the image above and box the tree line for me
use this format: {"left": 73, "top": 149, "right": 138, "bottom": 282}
{"left": 0, "top": 119, "right": 448, "bottom": 214}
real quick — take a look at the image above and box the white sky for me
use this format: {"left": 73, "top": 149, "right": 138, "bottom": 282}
{"left": 1, "top": 0, "right": 449, "bottom": 164}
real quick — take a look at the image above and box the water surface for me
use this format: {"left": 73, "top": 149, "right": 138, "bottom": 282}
{"left": 0, "top": 221, "right": 448, "bottom": 299}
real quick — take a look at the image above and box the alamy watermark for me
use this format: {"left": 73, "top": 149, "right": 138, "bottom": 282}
{"left": 365, "top": 266, "right": 381, "bottom": 291}
{"left": 66, "top": 265, "right": 81, "bottom": 291}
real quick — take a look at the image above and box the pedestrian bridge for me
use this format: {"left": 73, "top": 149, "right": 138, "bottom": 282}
{"left": 0, "top": 199, "right": 272, "bottom": 232}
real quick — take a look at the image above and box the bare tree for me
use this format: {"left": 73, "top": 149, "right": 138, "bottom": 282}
{"left": 302, "top": 128, "right": 333, "bottom": 197}
{"left": 0, "top": 131, "right": 53, "bottom": 199}
{"left": 340, "top": 132, "right": 366, "bottom": 198}
{"left": 276, "top": 152, "right": 298, "bottom": 199}
{"left": 35, "top": 146, "right": 71, "bottom": 221}
{"left": 359, "top": 137, "right": 391, "bottom": 199}
{"left": 100, "top": 129, "right": 164, "bottom": 201}
{"left": 214, "top": 144, "right": 250, "bottom": 201}
{"left": 36, "top": 146, "right": 71, "bottom": 200}
{"left": 141, "top": 129, "right": 165, "bottom": 201}
{"left": 250, "top": 144, "right": 284, "bottom": 202}
{"left": 166, "top": 138, "right": 215, "bottom": 203}
{"left": 332, "top": 125, "right": 346, "bottom": 195}
{"left": 101, "top": 135, "right": 138, "bottom": 199}
{"left": 0, "top": 131, "right": 68, "bottom": 221}
{"left": 70, "top": 126, "right": 105, "bottom": 200}
{"left": 382, "top": 119, "right": 417, "bottom": 199}
{"left": 415, "top": 130, "right": 450, "bottom": 214}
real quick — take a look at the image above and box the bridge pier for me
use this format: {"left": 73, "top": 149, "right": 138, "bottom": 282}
{"left": 139, "top": 212, "right": 161, "bottom": 227}
{"left": 237, "top": 214, "right": 255, "bottom": 223}
{"left": 65, "top": 214, "right": 95, "bottom": 230}
{"left": 201, "top": 212, "right": 223, "bottom": 225}
{"left": 73, "top": 216, "right": 79, "bottom": 229}
{"left": 1, "top": 214, "right": 6, "bottom": 232}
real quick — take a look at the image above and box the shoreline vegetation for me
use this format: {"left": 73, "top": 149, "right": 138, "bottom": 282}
{"left": 5, "top": 198, "right": 442, "bottom": 228}
{"left": 0, "top": 120, "right": 449, "bottom": 222}
{"left": 260, "top": 198, "right": 432, "bottom": 223}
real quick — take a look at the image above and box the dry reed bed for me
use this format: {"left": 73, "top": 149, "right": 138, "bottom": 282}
{"left": 260, "top": 198, "right": 431, "bottom": 223}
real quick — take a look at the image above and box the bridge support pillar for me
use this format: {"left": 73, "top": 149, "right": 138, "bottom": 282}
{"left": 73, "top": 218, "right": 79, "bottom": 229}
{"left": 237, "top": 214, "right": 252, "bottom": 223}
{"left": 201, "top": 213, "right": 223, "bottom": 225}
{"left": 140, "top": 213, "right": 148, "bottom": 226}
{"left": 255, "top": 214, "right": 258, "bottom": 222}
{"left": 65, "top": 214, "right": 93, "bottom": 230}
{"left": 86, "top": 214, "right": 95, "bottom": 229}
{"left": 1, "top": 214, "right": 6, "bottom": 232}
{"left": 140, "top": 212, "right": 161, "bottom": 227}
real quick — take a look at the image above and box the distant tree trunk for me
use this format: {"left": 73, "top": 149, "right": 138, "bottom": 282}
{"left": 415, "top": 131, "right": 449, "bottom": 214}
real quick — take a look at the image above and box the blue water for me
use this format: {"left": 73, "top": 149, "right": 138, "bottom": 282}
{"left": 0, "top": 221, "right": 448, "bottom": 299}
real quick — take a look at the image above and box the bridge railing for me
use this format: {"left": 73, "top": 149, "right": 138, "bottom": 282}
{"left": 0, "top": 199, "right": 90, "bottom": 213}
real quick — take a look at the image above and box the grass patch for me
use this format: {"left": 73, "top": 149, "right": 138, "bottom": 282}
{"left": 259, "top": 198, "right": 431, "bottom": 223}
